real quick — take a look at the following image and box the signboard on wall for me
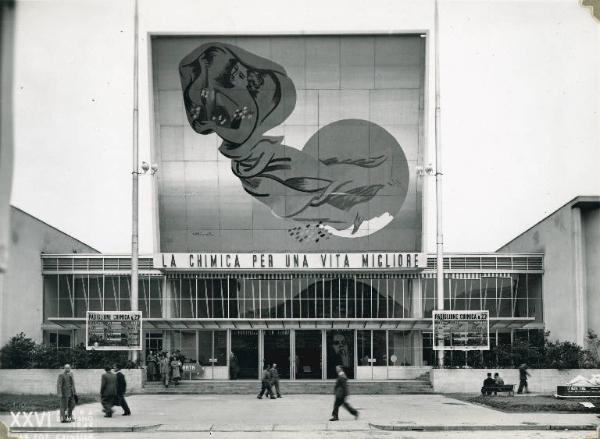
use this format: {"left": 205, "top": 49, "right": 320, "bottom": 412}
{"left": 432, "top": 311, "right": 490, "bottom": 351}
{"left": 154, "top": 252, "right": 426, "bottom": 270}
{"left": 86, "top": 311, "right": 142, "bottom": 351}
{"left": 151, "top": 35, "right": 425, "bottom": 253}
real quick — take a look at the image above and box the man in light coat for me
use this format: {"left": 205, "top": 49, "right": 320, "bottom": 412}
{"left": 57, "top": 364, "right": 77, "bottom": 423}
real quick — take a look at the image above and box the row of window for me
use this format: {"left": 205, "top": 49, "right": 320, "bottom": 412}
{"left": 43, "top": 274, "right": 543, "bottom": 321}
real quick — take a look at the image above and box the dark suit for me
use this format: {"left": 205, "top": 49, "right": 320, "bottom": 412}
{"left": 100, "top": 372, "right": 117, "bottom": 416}
{"left": 115, "top": 371, "right": 131, "bottom": 415}
{"left": 331, "top": 371, "right": 357, "bottom": 419}
{"left": 57, "top": 372, "right": 77, "bottom": 421}
{"left": 481, "top": 377, "right": 496, "bottom": 395}
{"left": 270, "top": 367, "right": 281, "bottom": 397}
{"left": 257, "top": 369, "right": 275, "bottom": 399}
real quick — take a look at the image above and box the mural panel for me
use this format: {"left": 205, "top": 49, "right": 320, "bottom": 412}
{"left": 152, "top": 35, "right": 425, "bottom": 252}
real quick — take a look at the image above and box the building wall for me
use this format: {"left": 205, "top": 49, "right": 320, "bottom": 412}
{"left": 0, "top": 207, "right": 97, "bottom": 346}
{"left": 498, "top": 201, "right": 577, "bottom": 343}
{"left": 499, "top": 197, "right": 600, "bottom": 346}
{"left": 0, "top": 369, "right": 144, "bottom": 394}
{"left": 583, "top": 207, "right": 600, "bottom": 340}
{"left": 431, "top": 368, "right": 600, "bottom": 394}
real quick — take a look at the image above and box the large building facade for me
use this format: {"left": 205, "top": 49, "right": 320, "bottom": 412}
{"left": 41, "top": 252, "right": 544, "bottom": 380}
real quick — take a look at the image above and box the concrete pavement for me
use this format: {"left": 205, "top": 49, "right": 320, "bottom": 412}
{"left": 2, "top": 394, "right": 598, "bottom": 434}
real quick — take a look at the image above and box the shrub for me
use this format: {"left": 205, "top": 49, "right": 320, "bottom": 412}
{"left": 1, "top": 334, "right": 139, "bottom": 369}
{"left": 0, "top": 333, "right": 36, "bottom": 368}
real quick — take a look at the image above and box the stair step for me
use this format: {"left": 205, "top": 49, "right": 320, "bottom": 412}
{"left": 141, "top": 380, "right": 433, "bottom": 395}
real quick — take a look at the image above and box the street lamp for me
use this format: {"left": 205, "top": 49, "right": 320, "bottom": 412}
{"left": 131, "top": 161, "right": 158, "bottom": 364}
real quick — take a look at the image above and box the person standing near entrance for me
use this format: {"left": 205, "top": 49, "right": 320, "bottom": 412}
{"left": 100, "top": 366, "right": 117, "bottom": 418}
{"left": 230, "top": 351, "right": 240, "bottom": 380}
{"left": 330, "top": 365, "right": 358, "bottom": 421}
{"left": 114, "top": 364, "right": 131, "bottom": 416}
{"left": 270, "top": 363, "right": 281, "bottom": 398}
{"left": 257, "top": 365, "right": 275, "bottom": 399}
{"left": 159, "top": 352, "right": 170, "bottom": 388}
{"left": 56, "top": 364, "right": 77, "bottom": 423}
{"left": 517, "top": 363, "right": 531, "bottom": 394}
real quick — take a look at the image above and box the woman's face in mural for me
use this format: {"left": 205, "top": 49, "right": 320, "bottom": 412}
{"left": 182, "top": 46, "right": 277, "bottom": 144}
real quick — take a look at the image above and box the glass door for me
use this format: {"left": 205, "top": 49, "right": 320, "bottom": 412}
{"left": 196, "top": 330, "right": 228, "bottom": 379}
{"left": 263, "top": 330, "right": 290, "bottom": 379}
{"left": 357, "top": 330, "right": 387, "bottom": 379}
{"left": 295, "top": 330, "right": 322, "bottom": 379}
{"left": 231, "top": 330, "right": 259, "bottom": 379}
{"left": 326, "top": 330, "right": 354, "bottom": 379}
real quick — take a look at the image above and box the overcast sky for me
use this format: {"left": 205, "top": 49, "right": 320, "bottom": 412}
{"left": 8, "top": 0, "right": 600, "bottom": 254}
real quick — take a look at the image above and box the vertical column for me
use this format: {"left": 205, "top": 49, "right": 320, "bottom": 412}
{"left": 259, "top": 329, "right": 264, "bottom": 374}
{"left": 321, "top": 330, "right": 327, "bottom": 380}
{"left": 412, "top": 331, "right": 424, "bottom": 366}
{"left": 226, "top": 329, "right": 232, "bottom": 379}
{"left": 290, "top": 329, "right": 295, "bottom": 380}
{"left": 411, "top": 278, "right": 423, "bottom": 318}
{"left": 162, "top": 277, "right": 172, "bottom": 319}
{"left": 573, "top": 207, "right": 588, "bottom": 346}
{"left": 353, "top": 330, "right": 358, "bottom": 381}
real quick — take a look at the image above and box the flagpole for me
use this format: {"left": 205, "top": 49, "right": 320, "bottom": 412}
{"left": 130, "top": 0, "right": 140, "bottom": 364}
{"left": 434, "top": 0, "right": 445, "bottom": 368}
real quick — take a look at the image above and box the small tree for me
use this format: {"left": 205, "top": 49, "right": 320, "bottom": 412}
{"left": 0, "top": 333, "right": 36, "bottom": 368}
{"left": 544, "top": 340, "right": 585, "bottom": 369}
{"left": 584, "top": 330, "right": 600, "bottom": 368}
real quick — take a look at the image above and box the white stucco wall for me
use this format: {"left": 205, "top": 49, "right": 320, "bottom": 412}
{"left": 0, "top": 369, "right": 144, "bottom": 394}
{"left": 0, "top": 208, "right": 97, "bottom": 346}
{"left": 431, "top": 368, "right": 600, "bottom": 394}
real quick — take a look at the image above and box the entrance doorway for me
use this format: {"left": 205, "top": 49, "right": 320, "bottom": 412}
{"left": 263, "top": 330, "right": 290, "bottom": 379}
{"left": 295, "top": 330, "right": 322, "bottom": 379}
{"left": 197, "top": 330, "right": 227, "bottom": 379}
{"left": 327, "top": 330, "right": 354, "bottom": 379}
{"left": 231, "top": 330, "right": 259, "bottom": 379}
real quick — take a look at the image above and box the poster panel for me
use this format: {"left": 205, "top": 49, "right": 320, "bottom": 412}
{"left": 86, "top": 311, "right": 142, "bottom": 351}
{"left": 432, "top": 310, "right": 490, "bottom": 351}
{"left": 151, "top": 35, "right": 425, "bottom": 252}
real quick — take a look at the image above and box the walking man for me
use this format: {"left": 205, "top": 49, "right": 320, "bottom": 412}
{"left": 160, "top": 352, "right": 170, "bottom": 388}
{"left": 57, "top": 364, "right": 77, "bottom": 423}
{"left": 114, "top": 364, "right": 131, "bottom": 416}
{"left": 517, "top": 363, "right": 531, "bottom": 394}
{"left": 257, "top": 364, "right": 275, "bottom": 399}
{"left": 100, "top": 366, "right": 117, "bottom": 417}
{"left": 270, "top": 363, "right": 282, "bottom": 398}
{"left": 330, "top": 365, "right": 358, "bottom": 421}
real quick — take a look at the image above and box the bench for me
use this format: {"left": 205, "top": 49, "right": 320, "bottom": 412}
{"left": 481, "top": 384, "right": 515, "bottom": 396}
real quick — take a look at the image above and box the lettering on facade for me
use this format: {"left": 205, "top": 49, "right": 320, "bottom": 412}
{"left": 156, "top": 252, "right": 426, "bottom": 270}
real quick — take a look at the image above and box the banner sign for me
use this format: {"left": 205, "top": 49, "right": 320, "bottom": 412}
{"left": 154, "top": 252, "right": 427, "bottom": 271}
{"left": 432, "top": 310, "right": 490, "bottom": 351}
{"left": 86, "top": 311, "right": 142, "bottom": 351}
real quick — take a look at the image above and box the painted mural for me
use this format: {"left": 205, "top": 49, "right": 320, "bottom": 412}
{"left": 179, "top": 43, "right": 409, "bottom": 241}
{"left": 152, "top": 36, "right": 424, "bottom": 252}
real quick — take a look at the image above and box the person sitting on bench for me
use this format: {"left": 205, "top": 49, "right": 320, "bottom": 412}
{"left": 481, "top": 373, "right": 496, "bottom": 395}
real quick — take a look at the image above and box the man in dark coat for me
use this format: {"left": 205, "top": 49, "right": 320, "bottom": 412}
{"left": 330, "top": 365, "right": 358, "bottom": 421}
{"left": 100, "top": 366, "right": 117, "bottom": 417}
{"left": 517, "top": 363, "right": 531, "bottom": 394}
{"left": 114, "top": 364, "right": 131, "bottom": 416}
{"left": 257, "top": 364, "right": 275, "bottom": 399}
{"left": 270, "top": 363, "right": 282, "bottom": 398}
{"left": 57, "top": 364, "right": 77, "bottom": 423}
{"left": 481, "top": 372, "right": 496, "bottom": 395}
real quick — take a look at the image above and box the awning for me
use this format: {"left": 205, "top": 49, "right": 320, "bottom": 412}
{"left": 44, "top": 316, "right": 542, "bottom": 331}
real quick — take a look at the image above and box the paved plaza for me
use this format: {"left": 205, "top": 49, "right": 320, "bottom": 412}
{"left": 2, "top": 394, "right": 599, "bottom": 438}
